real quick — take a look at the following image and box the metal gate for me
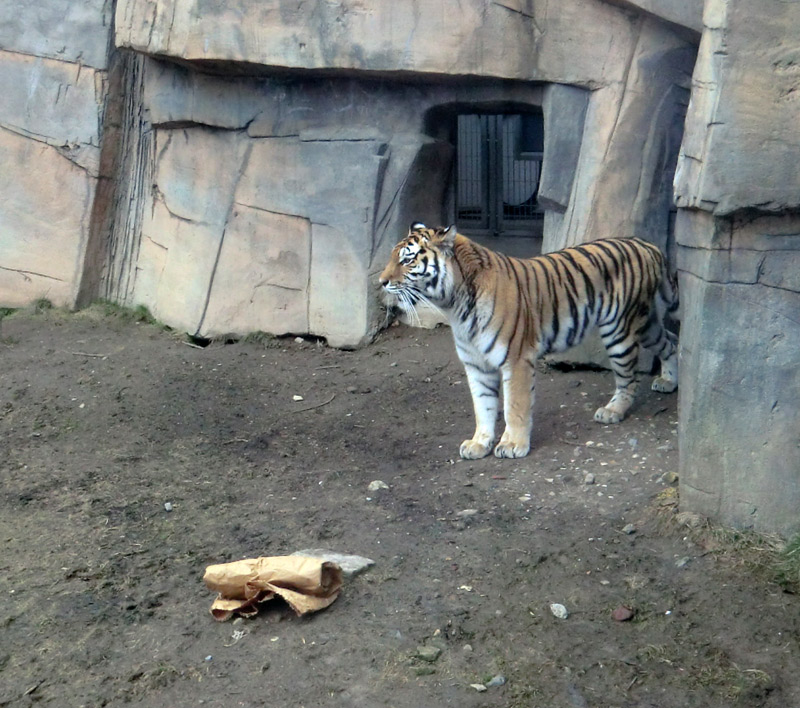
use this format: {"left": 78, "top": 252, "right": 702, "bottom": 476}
{"left": 456, "top": 114, "right": 544, "bottom": 238}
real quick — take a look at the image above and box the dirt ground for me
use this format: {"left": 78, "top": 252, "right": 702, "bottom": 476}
{"left": 1, "top": 306, "right": 797, "bottom": 708}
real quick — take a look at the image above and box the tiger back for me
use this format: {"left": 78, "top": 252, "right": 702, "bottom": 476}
{"left": 379, "top": 223, "right": 678, "bottom": 460}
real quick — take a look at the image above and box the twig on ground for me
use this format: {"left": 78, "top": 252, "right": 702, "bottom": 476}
{"left": 290, "top": 393, "right": 336, "bottom": 413}
{"left": 222, "top": 438, "right": 250, "bottom": 445}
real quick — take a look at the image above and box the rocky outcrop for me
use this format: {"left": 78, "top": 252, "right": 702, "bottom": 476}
{"left": 542, "top": 16, "right": 694, "bottom": 254}
{"left": 115, "top": 0, "right": 655, "bottom": 85}
{"left": 100, "top": 1, "right": 696, "bottom": 346}
{"left": 605, "top": 0, "right": 703, "bottom": 33}
{"left": 0, "top": 0, "right": 112, "bottom": 308}
{"left": 100, "top": 59, "right": 461, "bottom": 346}
{"left": 675, "top": 0, "right": 800, "bottom": 536}
{"left": 2, "top": 0, "right": 698, "bottom": 347}
{"left": 674, "top": 1, "right": 800, "bottom": 215}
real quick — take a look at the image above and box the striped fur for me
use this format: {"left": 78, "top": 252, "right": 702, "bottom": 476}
{"left": 379, "top": 223, "right": 678, "bottom": 459}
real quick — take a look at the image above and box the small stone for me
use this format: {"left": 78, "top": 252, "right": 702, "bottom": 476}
{"left": 456, "top": 508, "right": 479, "bottom": 518}
{"left": 486, "top": 675, "right": 506, "bottom": 687}
{"left": 415, "top": 646, "right": 442, "bottom": 663}
{"left": 583, "top": 472, "right": 595, "bottom": 485}
{"left": 675, "top": 556, "right": 691, "bottom": 568}
{"left": 294, "top": 337, "right": 304, "bottom": 344}
{"left": 368, "top": 480, "right": 389, "bottom": 492}
{"left": 550, "top": 603, "right": 569, "bottom": 619}
{"left": 659, "top": 470, "right": 679, "bottom": 484}
{"left": 204, "top": 655, "right": 213, "bottom": 662}
{"left": 622, "top": 523, "right": 636, "bottom": 535}
{"left": 611, "top": 605, "right": 635, "bottom": 622}
{"left": 164, "top": 502, "right": 173, "bottom": 512}
{"left": 462, "top": 644, "right": 473, "bottom": 653}
{"left": 291, "top": 549, "right": 374, "bottom": 578}
{"left": 414, "top": 666, "right": 436, "bottom": 676}
{"left": 292, "top": 394, "right": 304, "bottom": 401}
{"left": 470, "top": 683, "right": 488, "bottom": 692}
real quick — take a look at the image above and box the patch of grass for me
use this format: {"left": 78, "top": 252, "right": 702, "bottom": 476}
{"left": 506, "top": 682, "right": 544, "bottom": 707}
{"left": 0, "top": 307, "right": 17, "bottom": 344}
{"left": 33, "top": 298, "right": 53, "bottom": 313}
{"left": 2, "top": 300, "right": 55, "bottom": 318}
{"left": 635, "top": 644, "right": 773, "bottom": 701}
{"left": 92, "top": 300, "right": 160, "bottom": 325}
{"left": 126, "top": 662, "right": 183, "bottom": 695}
{"left": 637, "top": 643, "right": 676, "bottom": 664}
{"left": 652, "top": 489, "right": 800, "bottom": 592}
{"left": 698, "top": 526, "right": 794, "bottom": 589}
{"left": 242, "top": 330, "right": 282, "bottom": 348}
{"left": 775, "top": 533, "right": 800, "bottom": 589}
{"left": 693, "top": 649, "right": 773, "bottom": 700}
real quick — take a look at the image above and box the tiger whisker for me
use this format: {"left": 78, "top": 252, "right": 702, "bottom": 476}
{"left": 397, "top": 290, "right": 421, "bottom": 326}
{"left": 405, "top": 294, "right": 422, "bottom": 327}
{"left": 414, "top": 291, "right": 445, "bottom": 319}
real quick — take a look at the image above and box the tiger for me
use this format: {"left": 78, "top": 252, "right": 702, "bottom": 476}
{"left": 378, "top": 223, "right": 678, "bottom": 459}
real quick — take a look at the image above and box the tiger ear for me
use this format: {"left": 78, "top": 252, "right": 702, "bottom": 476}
{"left": 439, "top": 225, "right": 457, "bottom": 246}
{"left": 410, "top": 222, "right": 426, "bottom": 232}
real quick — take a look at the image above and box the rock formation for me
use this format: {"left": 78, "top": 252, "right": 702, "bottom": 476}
{"left": 674, "top": 0, "right": 800, "bottom": 535}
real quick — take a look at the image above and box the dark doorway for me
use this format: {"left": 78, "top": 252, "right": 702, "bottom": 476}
{"left": 456, "top": 113, "right": 544, "bottom": 242}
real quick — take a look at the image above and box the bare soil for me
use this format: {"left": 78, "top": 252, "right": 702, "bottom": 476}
{"left": 0, "top": 307, "right": 797, "bottom": 708}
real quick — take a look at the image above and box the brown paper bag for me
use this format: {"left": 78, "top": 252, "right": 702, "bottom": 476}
{"left": 203, "top": 555, "right": 343, "bottom": 621}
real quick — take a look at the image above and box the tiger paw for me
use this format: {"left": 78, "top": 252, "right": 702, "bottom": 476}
{"left": 594, "top": 406, "right": 624, "bottom": 424}
{"left": 460, "top": 439, "right": 493, "bottom": 459}
{"left": 651, "top": 376, "right": 677, "bottom": 394}
{"left": 493, "top": 441, "right": 531, "bottom": 458}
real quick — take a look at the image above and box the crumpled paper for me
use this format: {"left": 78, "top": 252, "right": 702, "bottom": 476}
{"left": 203, "top": 555, "right": 343, "bottom": 621}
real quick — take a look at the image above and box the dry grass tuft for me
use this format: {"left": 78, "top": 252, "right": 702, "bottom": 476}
{"left": 647, "top": 486, "right": 800, "bottom": 592}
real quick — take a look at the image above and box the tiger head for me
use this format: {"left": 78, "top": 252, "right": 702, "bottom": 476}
{"left": 378, "top": 223, "right": 458, "bottom": 313}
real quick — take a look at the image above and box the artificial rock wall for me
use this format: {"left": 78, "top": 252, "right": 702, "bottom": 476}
{"left": 1, "top": 0, "right": 699, "bottom": 348}
{"left": 0, "top": 0, "right": 113, "bottom": 307}
{"left": 674, "top": 0, "right": 800, "bottom": 536}
{"left": 101, "top": 58, "right": 468, "bottom": 346}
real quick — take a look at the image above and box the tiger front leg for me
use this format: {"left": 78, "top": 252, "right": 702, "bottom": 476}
{"left": 495, "top": 360, "right": 535, "bottom": 459}
{"left": 459, "top": 364, "right": 501, "bottom": 459}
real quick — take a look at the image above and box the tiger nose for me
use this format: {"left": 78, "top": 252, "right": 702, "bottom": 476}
{"left": 379, "top": 276, "right": 389, "bottom": 287}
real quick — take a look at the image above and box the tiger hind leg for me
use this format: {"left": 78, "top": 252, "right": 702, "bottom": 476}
{"left": 640, "top": 312, "right": 679, "bottom": 394}
{"left": 594, "top": 327, "right": 640, "bottom": 425}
